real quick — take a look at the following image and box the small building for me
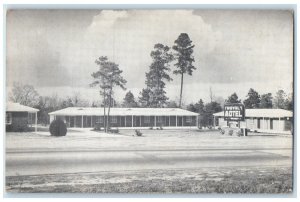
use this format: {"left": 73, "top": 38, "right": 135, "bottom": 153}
{"left": 49, "top": 107, "right": 199, "bottom": 129}
{"left": 213, "top": 108, "right": 293, "bottom": 134}
{"left": 6, "top": 102, "right": 39, "bottom": 132}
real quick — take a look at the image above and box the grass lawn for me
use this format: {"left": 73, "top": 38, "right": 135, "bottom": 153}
{"left": 6, "top": 166, "right": 292, "bottom": 193}
{"left": 6, "top": 128, "right": 292, "bottom": 151}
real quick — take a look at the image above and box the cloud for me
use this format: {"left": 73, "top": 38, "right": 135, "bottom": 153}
{"left": 6, "top": 10, "right": 293, "bottom": 104}
{"left": 82, "top": 10, "right": 222, "bottom": 89}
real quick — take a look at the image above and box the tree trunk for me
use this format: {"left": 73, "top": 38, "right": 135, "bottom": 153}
{"left": 103, "top": 90, "right": 107, "bottom": 133}
{"left": 179, "top": 73, "right": 184, "bottom": 108}
{"left": 107, "top": 87, "right": 113, "bottom": 132}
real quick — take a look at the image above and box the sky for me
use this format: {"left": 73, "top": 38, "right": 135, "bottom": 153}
{"left": 6, "top": 9, "right": 294, "bottom": 105}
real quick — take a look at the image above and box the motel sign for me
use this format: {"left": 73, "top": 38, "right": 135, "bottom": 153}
{"left": 224, "top": 103, "right": 245, "bottom": 121}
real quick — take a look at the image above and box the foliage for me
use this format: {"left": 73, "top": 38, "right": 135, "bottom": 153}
{"left": 273, "top": 90, "right": 286, "bottom": 109}
{"left": 123, "top": 91, "right": 138, "bottom": 108}
{"left": 173, "top": 33, "right": 196, "bottom": 107}
{"left": 91, "top": 56, "right": 127, "bottom": 132}
{"left": 49, "top": 119, "right": 67, "bottom": 136}
{"left": 165, "top": 100, "right": 179, "bottom": 108}
{"left": 187, "top": 99, "right": 221, "bottom": 128}
{"left": 9, "top": 82, "right": 39, "bottom": 107}
{"left": 228, "top": 130, "right": 233, "bottom": 136}
{"left": 243, "top": 88, "right": 261, "bottom": 109}
{"left": 273, "top": 90, "right": 293, "bottom": 110}
{"left": 138, "top": 88, "right": 152, "bottom": 107}
{"left": 260, "top": 93, "right": 273, "bottom": 108}
{"left": 225, "top": 93, "right": 241, "bottom": 104}
{"left": 139, "top": 43, "right": 173, "bottom": 107}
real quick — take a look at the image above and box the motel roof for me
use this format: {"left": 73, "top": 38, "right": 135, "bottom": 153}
{"left": 49, "top": 107, "right": 199, "bottom": 116}
{"left": 6, "top": 102, "right": 39, "bottom": 113}
{"left": 213, "top": 108, "right": 293, "bottom": 118}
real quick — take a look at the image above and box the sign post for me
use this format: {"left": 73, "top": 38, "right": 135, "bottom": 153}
{"left": 224, "top": 103, "right": 246, "bottom": 136}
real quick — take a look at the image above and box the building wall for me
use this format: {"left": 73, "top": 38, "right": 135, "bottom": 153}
{"left": 216, "top": 116, "right": 292, "bottom": 134}
{"left": 53, "top": 115, "right": 197, "bottom": 128}
{"left": 6, "top": 112, "right": 32, "bottom": 132}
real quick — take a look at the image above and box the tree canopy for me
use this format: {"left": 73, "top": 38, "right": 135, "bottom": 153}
{"left": 225, "top": 93, "right": 241, "bottom": 104}
{"left": 243, "top": 88, "right": 261, "bottom": 109}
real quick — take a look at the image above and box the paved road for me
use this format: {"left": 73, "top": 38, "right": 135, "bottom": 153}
{"left": 6, "top": 148, "right": 292, "bottom": 176}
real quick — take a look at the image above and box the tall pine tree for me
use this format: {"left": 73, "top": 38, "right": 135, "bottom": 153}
{"left": 139, "top": 43, "right": 173, "bottom": 107}
{"left": 173, "top": 33, "right": 196, "bottom": 108}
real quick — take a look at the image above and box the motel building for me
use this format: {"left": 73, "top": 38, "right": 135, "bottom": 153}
{"left": 49, "top": 107, "right": 199, "bottom": 129}
{"left": 6, "top": 102, "right": 39, "bottom": 132}
{"left": 213, "top": 108, "right": 293, "bottom": 135}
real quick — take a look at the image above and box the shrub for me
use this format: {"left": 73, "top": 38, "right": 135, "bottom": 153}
{"left": 94, "top": 123, "right": 102, "bottom": 131}
{"left": 220, "top": 129, "right": 225, "bottom": 135}
{"left": 149, "top": 126, "right": 153, "bottom": 130}
{"left": 49, "top": 119, "right": 67, "bottom": 136}
{"left": 228, "top": 129, "right": 233, "bottom": 136}
{"left": 160, "top": 126, "right": 163, "bottom": 130}
{"left": 135, "top": 129, "right": 142, "bottom": 136}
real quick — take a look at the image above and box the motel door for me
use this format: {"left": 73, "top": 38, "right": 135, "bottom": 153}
{"left": 70, "top": 117, "right": 75, "bottom": 128}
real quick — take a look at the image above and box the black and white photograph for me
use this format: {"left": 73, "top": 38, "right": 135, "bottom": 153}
{"left": 4, "top": 7, "right": 294, "bottom": 194}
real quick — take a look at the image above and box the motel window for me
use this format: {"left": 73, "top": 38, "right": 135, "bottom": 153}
{"left": 186, "top": 116, "right": 192, "bottom": 123}
{"left": 97, "top": 116, "right": 103, "bottom": 123}
{"left": 111, "top": 116, "right": 117, "bottom": 123}
{"left": 144, "top": 116, "right": 150, "bottom": 123}
{"left": 157, "top": 116, "right": 163, "bottom": 123}
{"left": 6, "top": 113, "right": 12, "bottom": 125}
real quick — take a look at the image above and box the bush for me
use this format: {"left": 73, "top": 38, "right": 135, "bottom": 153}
{"left": 49, "top": 119, "right": 67, "bottom": 136}
{"left": 94, "top": 123, "right": 102, "bottom": 131}
{"left": 228, "top": 129, "right": 233, "bottom": 136}
{"left": 160, "top": 126, "right": 163, "bottom": 130}
{"left": 220, "top": 129, "right": 225, "bottom": 135}
{"left": 135, "top": 129, "right": 142, "bottom": 136}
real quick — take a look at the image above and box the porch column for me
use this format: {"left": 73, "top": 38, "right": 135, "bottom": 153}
{"left": 263, "top": 117, "right": 265, "bottom": 130}
{"left": 140, "top": 116, "right": 142, "bottom": 127}
{"left": 35, "top": 112, "right": 37, "bottom": 133}
{"left": 196, "top": 115, "right": 199, "bottom": 128}
{"left": 169, "top": 116, "right": 171, "bottom": 127}
{"left": 176, "top": 115, "right": 178, "bottom": 127}
{"left": 125, "top": 116, "right": 126, "bottom": 127}
{"left": 82, "top": 115, "right": 83, "bottom": 128}
{"left": 155, "top": 116, "right": 156, "bottom": 127}
{"left": 91, "top": 116, "right": 93, "bottom": 128}
{"left": 132, "top": 115, "right": 133, "bottom": 127}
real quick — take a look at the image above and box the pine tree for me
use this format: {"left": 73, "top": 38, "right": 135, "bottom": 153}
{"left": 173, "top": 33, "right": 196, "bottom": 108}
{"left": 91, "top": 56, "right": 127, "bottom": 132}
{"left": 139, "top": 43, "right": 173, "bottom": 107}
{"left": 123, "top": 91, "right": 138, "bottom": 108}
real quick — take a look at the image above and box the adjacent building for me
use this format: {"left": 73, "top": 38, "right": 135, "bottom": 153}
{"left": 49, "top": 107, "right": 199, "bottom": 129}
{"left": 6, "top": 102, "right": 39, "bottom": 132}
{"left": 213, "top": 108, "right": 293, "bottom": 134}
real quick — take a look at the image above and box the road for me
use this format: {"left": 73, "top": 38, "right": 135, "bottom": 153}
{"left": 6, "top": 147, "right": 292, "bottom": 176}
